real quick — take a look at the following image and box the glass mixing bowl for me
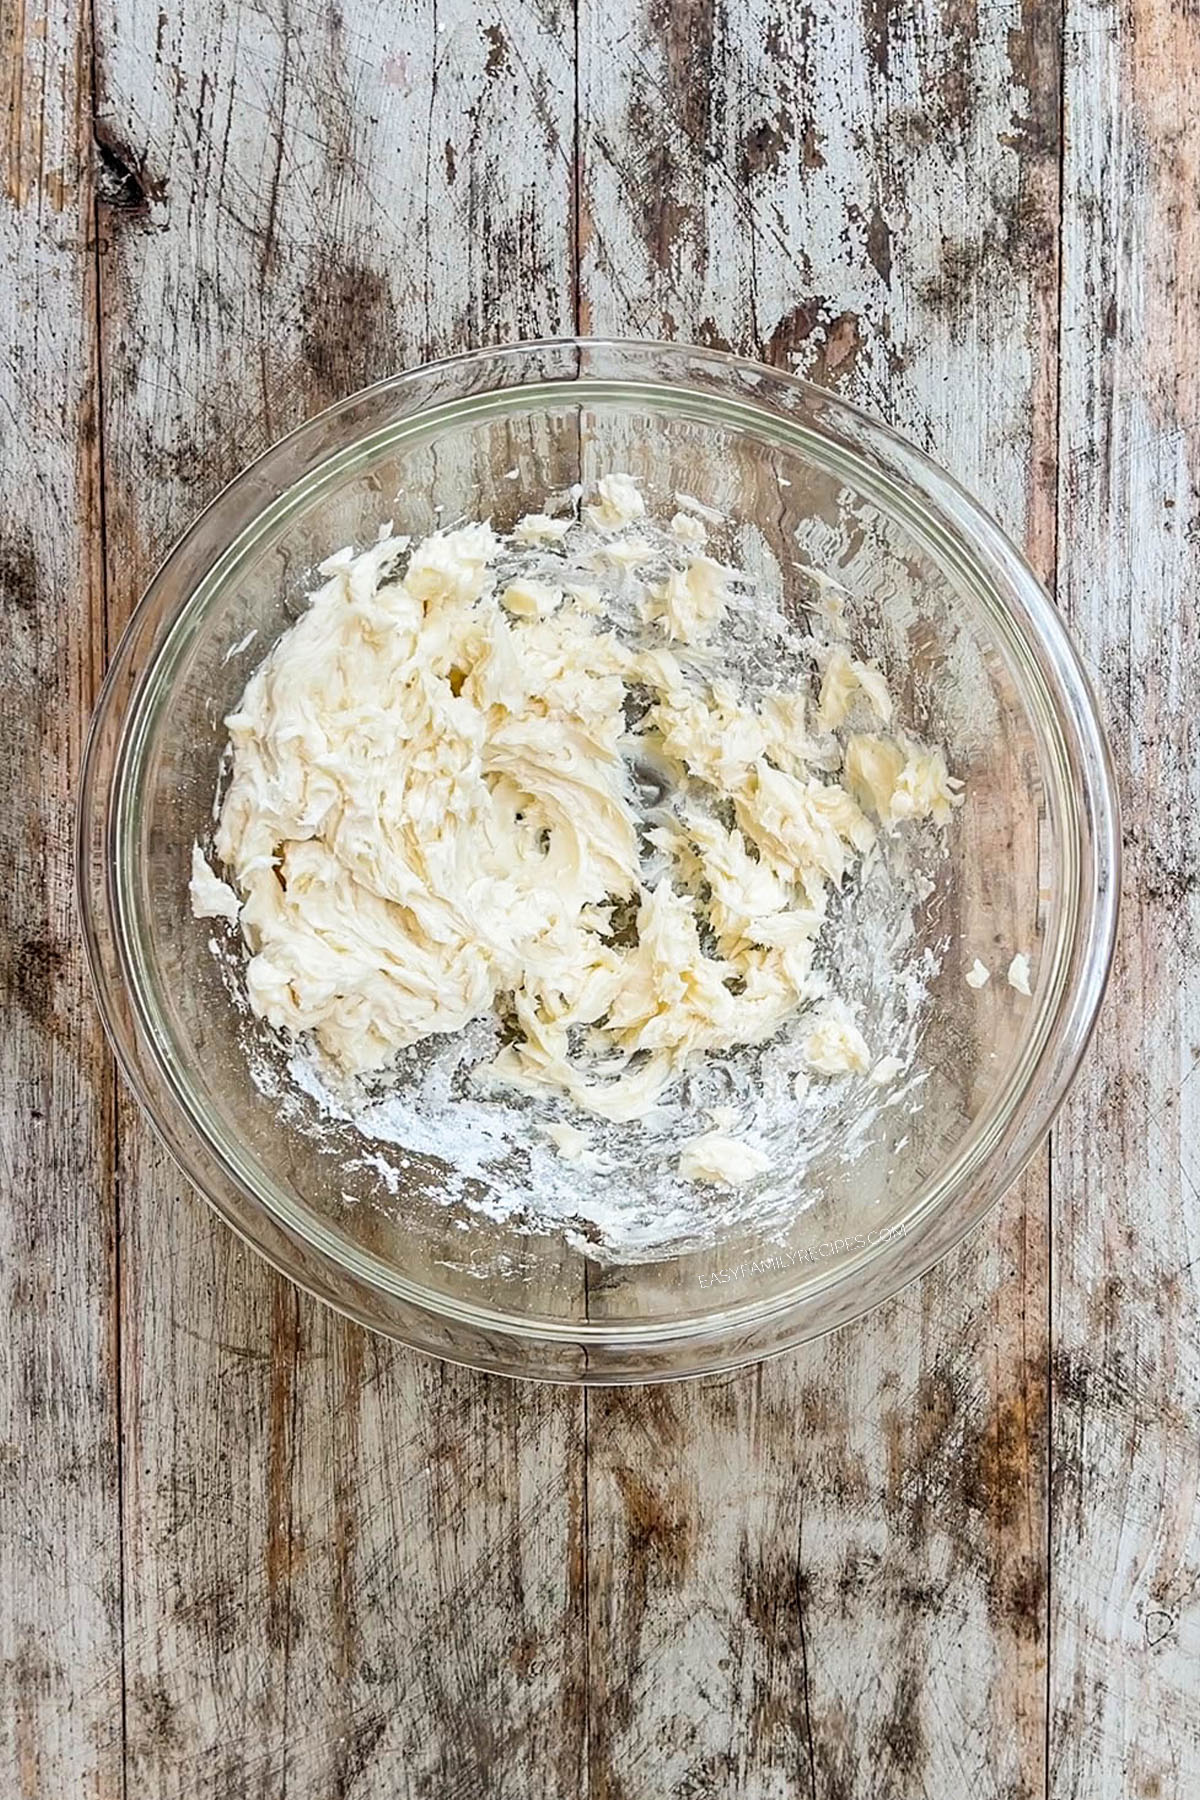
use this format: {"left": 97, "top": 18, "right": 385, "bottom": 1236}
{"left": 77, "top": 340, "right": 1119, "bottom": 1382}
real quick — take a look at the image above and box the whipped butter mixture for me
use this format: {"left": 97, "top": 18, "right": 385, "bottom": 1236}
{"left": 193, "top": 475, "right": 961, "bottom": 1198}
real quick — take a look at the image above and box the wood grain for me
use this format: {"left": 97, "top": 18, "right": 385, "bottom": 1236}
{"left": 6, "top": 0, "right": 1200, "bottom": 1795}
{"left": 579, "top": 1, "right": 1058, "bottom": 1794}
{"left": 1050, "top": 1, "right": 1200, "bottom": 1793}
{"left": 0, "top": 1, "right": 122, "bottom": 1795}
{"left": 92, "top": 1, "right": 584, "bottom": 1794}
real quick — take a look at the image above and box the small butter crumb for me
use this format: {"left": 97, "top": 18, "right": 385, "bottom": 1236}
{"left": 678, "top": 1130, "right": 771, "bottom": 1187}
{"left": 584, "top": 472, "right": 645, "bottom": 531}
{"left": 817, "top": 649, "right": 893, "bottom": 730}
{"left": 670, "top": 510, "right": 707, "bottom": 549}
{"left": 647, "top": 556, "right": 729, "bottom": 644}
{"left": 1007, "top": 953, "right": 1032, "bottom": 997}
{"left": 802, "top": 1006, "right": 872, "bottom": 1075}
{"left": 502, "top": 578, "right": 562, "bottom": 619}
{"left": 189, "top": 844, "right": 241, "bottom": 922}
{"left": 965, "top": 958, "right": 991, "bottom": 989}
{"left": 545, "top": 1121, "right": 590, "bottom": 1160}
{"left": 544, "top": 1120, "right": 610, "bottom": 1172}
{"left": 598, "top": 536, "right": 655, "bottom": 571}
{"left": 869, "top": 1055, "right": 905, "bottom": 1086}
{"left": 512, "top": 512, "right": 571, "bottom": 545}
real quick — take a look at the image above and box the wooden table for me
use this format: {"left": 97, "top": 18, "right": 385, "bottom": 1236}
{"left": 4, "top": 2, "right": 1197, "bottom": 1795}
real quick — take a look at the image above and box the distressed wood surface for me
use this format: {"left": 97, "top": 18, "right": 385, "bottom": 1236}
{"left": 92, "top": 2, "right": 586, "bottom": 1796}
{"left": 1050, "top": 0, "right": 1200, "bottom": 1793}
{"left": 579, "top": 4, "right": 1057, "bottom": 1794}
{"left": 2, "top": 0, "right": 1197, "bottom": 1796}
{"left": 0, "top": 2, "right": 123, "bottom": 1796}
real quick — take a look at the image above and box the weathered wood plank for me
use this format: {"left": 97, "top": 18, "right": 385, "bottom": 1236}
{"left": 579, "top": 2, "right": 1059, "bottom": 1794}
{"left": 19, "top": 3, "right": 1200, "bottom": 1795}
{"left": 1051, "top": 3, "right": 1200, "bottom": 1794}
{"left": 92, "top": 1, "right": 583, "bottom": 1794}
{"left": 0, "top": 1, "right": 123, "bottom": 1794}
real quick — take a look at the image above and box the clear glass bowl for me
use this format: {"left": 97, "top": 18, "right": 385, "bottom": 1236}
{"left": 77, "top": 340, "right": 1119, "bottom": 1382}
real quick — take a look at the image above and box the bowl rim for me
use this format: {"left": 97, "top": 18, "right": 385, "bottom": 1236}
{"left": 76, "top": 336, "right": 1121, "bottom": 1381}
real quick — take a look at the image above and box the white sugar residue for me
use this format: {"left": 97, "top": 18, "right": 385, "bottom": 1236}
{"left": 198, "top": 478, "right": 962, "bottom": 1264}
{"left": 240, "top": 874, "right": 946, "bottom": 1263}
{"left": 1007, "top": 952, "right": 1032, "bottom": 996}
{"left": 221, "top": 627, "right": 258, "bottom": 664}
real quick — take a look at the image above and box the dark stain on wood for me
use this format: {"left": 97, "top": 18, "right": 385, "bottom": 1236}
{"left": 608, "top": 0, "right": 718, "bottom": 287}
{"left": 1125, "top": 820, "right": 1200, "bottom": 908}
{"left": 765, "top": 297, "right": 827, "bottom": 366}
{"left": 738, "top": 1535, "right": 804, "bottom": 1656}
{"left": 883, "top": 1365, "right": 962, "bottom": 1538}
{"left": 921, "top": 181, "right": 1057, "bottom": 319}
{"left": 594, "top": 1383, "right": 689, "bottom": 1450}
{"left": 613, "top": 1466, "right": 696, "bottom": 1588}
{"left": 937, "top": 0, "right": 980, "bottom": 134}
{"left": 1052, "top": 1344, "right": 1132, "bottom": 1416}
{"left": 594, "top": 1460, "right": 699, "bottom": 1743}
{"left": 483, "top": 22, "right": 508, "bottom": 78}
{"left": 265, "top": 1282, "right": 299, "bottom": 1647}
{"left": 762, "top": 299, "right": 867, "bottom": 387}
{"left": 867, "top": 200, "right": 893, "bottom": 285}
{"left": 810, "top": 1702, "right": 856, "bottom": 1800}
{"left": 299, "top": 257, "right": 398, "bottom": 403}
{"left": 882, "top": 1664, "right": 925, "bottom": 1776}
{"left": 473, "top": 204, "right": 567, "bottom": 343}
{"left": 963, "top": 1363, "right": 1046, "bottom": 1530}
{"left": 800, "top": 119, "right": 827, "bottom": 169}
{"left": 171, "top": 1577, "right": 246, "bottom": 1658}
{"left": 6, "top": 935, "right": 67, "bottom": 1037}
{"left": 648, "top": 0, "right": 717, "bottom": 148}
{"left": 1008, "top": 0, "right": 1063, "bottom": 160}
{"left": 509, "top": 1630, "right": 540, "bottom": 1681}
{"left": 821, "top": 311, "right": 864, "bottom": 378}
{"left": 93, "top": 117, "right": 165, "bottom": 217}
{"left": 128, "top": 1675, "right": 181, "bottom": 1755}
{"left": 897, "top": 1576, "right": 950, "bottom": 1613}
{"left": 692, "top": 314, "right": 737, "bottom": 353}
{"left": 860, "top": 0, "right": 891, "bottom": 78}
{"left": 1004, "top": 1561, "right": 1047, "bottom": 1639}
{"left": 336, "top": 1711, "right": 389, "bottom": 1794}
{"left": 623, "top": 89, "right": 698, "bottom": 277}
{"left": 0, "top": 523, "right": 43, "bottom": 616}
{"left": 892, "top": 106, "right": 938, "bottom": 152}
{"left": 831, "top": 1547, "right": 883, "bottom": 1610}
{"left": 739, "top": 108, "right": 794, "bottom": 183}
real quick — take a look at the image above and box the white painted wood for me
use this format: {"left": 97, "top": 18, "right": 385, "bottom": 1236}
{"left": 6, "top": 0, "right": 1200, "bottom": 1793}
{"left": 579, "top": 1, "right": 1057, "bottom": 1792}
{"left": 1051, "top": 1, "right": 1200, "bottom": 1792}
{"left": 92, "top": 0, "right": 584, "bottom": 1793}
{"left": 0, "top": 2, "right": 123, "bottom": 1794}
